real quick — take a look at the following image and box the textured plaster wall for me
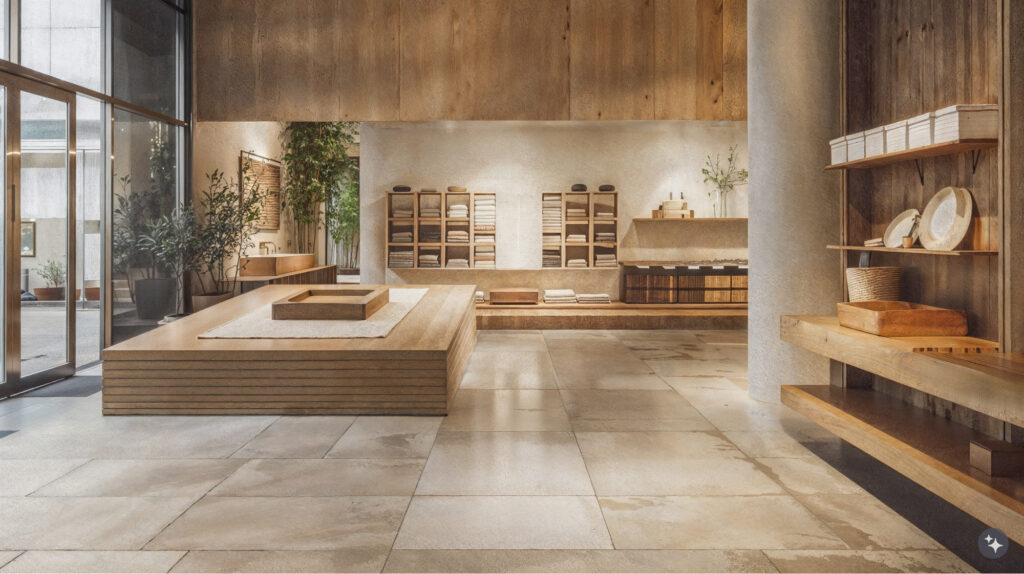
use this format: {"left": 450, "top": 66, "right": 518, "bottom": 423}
{"left": 359, "top": 121, "right": 748, "bottom": 287}
{"left": 747, "top": 0, "right": 842, "bottom": 402}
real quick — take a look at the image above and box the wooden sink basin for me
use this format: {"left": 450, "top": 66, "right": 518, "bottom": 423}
{"left": 239, "top": 254, "right": 315, "bottom": 277}
{"left": 272, "top": 287, "right": 390, "bottom": 320}
{"left": 837, "top": 301, "right": 967, "bottom": 337}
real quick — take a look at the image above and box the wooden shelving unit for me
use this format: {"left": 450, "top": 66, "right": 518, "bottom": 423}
{"left": 824, "top": 139, "right": 997, "bottom": 170}
{"left": 541, "top": 191, "right": 619, "bottom": 269}
{"left": 825, "top": 245, "right": 999, "bottom": 256}
{"left": 385, "top": 190, "right": 497, "bottom": 269}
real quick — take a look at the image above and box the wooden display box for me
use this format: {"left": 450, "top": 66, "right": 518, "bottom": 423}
{"left": 837, "top": 301, "right": 967, "bottom": 337}
{"left": 490, "top": 288, "right": 539, "bottom": 305}
{"left": 240, "top": 254, "right": 315, "bottom": 277}
{"left": 969, "top": 438, "right": 1024, "bottom": 477}
{"left": 272, "top": 287, "right": 389, "bottom": 320}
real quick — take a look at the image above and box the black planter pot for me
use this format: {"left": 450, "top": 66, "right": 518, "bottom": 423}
{"left": 135, "top": 278, "right": 175, "bottom": 320}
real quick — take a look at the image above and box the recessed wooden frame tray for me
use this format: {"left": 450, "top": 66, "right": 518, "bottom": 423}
{"left": 489, "top": 288, "right": 539, "bottom": 305}
{"left": 272, "top": 287, "right": 389, "bottom": 321}
{"left": 837, "top": 301, "right": 967, "bottom": 337}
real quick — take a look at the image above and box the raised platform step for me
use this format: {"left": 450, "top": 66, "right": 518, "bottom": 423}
{"left": 782, "top": 385, "right": 1024, "bottom": 544}
{"left": 476, "top": 303, "right": 746, "bottom": 330}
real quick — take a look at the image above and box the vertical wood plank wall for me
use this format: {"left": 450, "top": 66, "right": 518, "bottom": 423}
{"left": 195, "top": 0, "right": 747, "bottom": 121}
{"left": 844, "top": 0, "right": 1000, "bottom": 341}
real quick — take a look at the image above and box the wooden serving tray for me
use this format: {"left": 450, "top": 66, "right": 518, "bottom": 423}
{"left": 837, "top": 301, "right": 967, "bottom": 337}
{"left": 272, "top": 287, "right": 389, "bottom": 320}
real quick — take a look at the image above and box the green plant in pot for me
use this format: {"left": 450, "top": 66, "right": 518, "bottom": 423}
{"left": 192, "top": 164, "right": 264, "bottom": 312}
{"left": 139, "top": 204, "right": 202, "bottom": 320}
{"left": 33, "top": 259, "right": 66, "bottom": 301}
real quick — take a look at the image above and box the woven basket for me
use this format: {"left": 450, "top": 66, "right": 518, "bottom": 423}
{"left": 846, "top": 267, "right": 901, "bottom": 302}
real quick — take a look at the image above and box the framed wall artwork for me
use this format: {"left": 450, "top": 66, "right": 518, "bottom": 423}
{"left": 240, "top": 151, "right": 282, "bottom": 231}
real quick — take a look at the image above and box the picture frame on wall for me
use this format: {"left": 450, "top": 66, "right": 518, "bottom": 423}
{"left": 20, "top": 221, "right": 35, "bottom": 257}
{"left": 240, "top": 151, "right": 283, "bottom": 231}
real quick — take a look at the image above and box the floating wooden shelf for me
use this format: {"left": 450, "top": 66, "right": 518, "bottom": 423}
{"left": 477, "top": 301, "right": 747, "bottom": 310}
{"left": 782, "top": 385, "right": 1024, "bottom": 544}
{"left": 633, "top": 217, "right": 747, "bottom": 222}
{"left": 824, "top": 139, "right": 998, "bottom": 170}
{"left": 621, "top": 260, "right": 749, "bottom": 267}
{"left": 826, "top": 245, "right": 998, "bottom": 256}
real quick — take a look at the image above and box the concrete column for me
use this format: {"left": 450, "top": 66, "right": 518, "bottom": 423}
{"left": 747, "top": 1, "right": 842, "bottom": 402}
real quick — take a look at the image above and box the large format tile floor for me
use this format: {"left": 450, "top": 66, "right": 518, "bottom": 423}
{"left": 0, "top": 330, "right": 972, "bottom": 573}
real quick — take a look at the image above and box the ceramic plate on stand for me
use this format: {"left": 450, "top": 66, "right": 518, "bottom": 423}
{"left": 883, "top": 208, "right": 921, "bottom": 248}
{"left": 919, "top": 187, "right": 973, "bottom": 251}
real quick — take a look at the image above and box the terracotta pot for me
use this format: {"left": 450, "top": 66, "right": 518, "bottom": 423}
{"left": 84, "top": 287, "right": 100, "bottom": 301}
{"left": 192, "top": 291, "right": 234, "bottom": 313}
{"left": 33, "top": 287, "right": 65, "bottom": 301}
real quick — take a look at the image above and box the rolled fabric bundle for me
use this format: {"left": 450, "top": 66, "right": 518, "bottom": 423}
{"left": 447, "top": 186, "right": 467, "bottom": 193}
{"left": 393, "top": 185, "right": 412, "bottom": 192}
{"left": 598, "top": 184, "right": 615, "bottom": 192}
{"left": 571, "top": 184, "right": 587, "bottom": 192}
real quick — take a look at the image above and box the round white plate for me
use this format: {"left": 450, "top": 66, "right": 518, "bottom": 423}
{"left": 883, "top": 208, "right": 921, "bottom": 248}
{"left": 919, "top": 187, "right": 973, "bottom": 251}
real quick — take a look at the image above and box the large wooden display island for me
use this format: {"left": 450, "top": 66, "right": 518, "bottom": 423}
{"left": 102, "top": 284, "right": 476, "bottom": 416}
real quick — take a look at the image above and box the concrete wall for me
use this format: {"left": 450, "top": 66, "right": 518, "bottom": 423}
{"left": 360, "top": 121, "right": 749, "bottom": 289}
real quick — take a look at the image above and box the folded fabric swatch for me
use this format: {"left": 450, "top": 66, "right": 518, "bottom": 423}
{"left": 566, "top": 234, "right": 587, "bottom": 243}
{"left": 446, "top": 258, "right": 469, "bottom": 268}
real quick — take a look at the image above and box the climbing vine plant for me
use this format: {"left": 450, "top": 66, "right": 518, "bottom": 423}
{"left": 281, "top": 122, "right": 359, "bottom": 255}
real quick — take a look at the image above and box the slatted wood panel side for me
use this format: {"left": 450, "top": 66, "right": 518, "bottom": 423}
{"left": 243, "top": 156, "right": 282, "bottom": 231}
{"left": 844, "top": 0, "right": 1000, "bottom": 341}
{"left": 1007, "top": 0, "right": 1024, "bottom": 354}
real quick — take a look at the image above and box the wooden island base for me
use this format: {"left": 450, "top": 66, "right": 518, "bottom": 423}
{"left": 102, "top": 284, "right": 477, "bottom": 416}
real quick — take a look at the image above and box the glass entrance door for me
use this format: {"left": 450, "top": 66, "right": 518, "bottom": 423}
{"left": 2, "top": 72, "right": 76, "bottom": 397}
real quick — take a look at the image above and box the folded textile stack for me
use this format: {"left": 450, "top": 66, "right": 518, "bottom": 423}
{"left": 595, "top": 210, "right": 615, "bottom": 219}
{"left": 542, "top": 234, "right": 561, "bottom": 246}
{"left": 566, "top": 234, "right": 587, "bottom": 243}
{"left": 392, "top": 208, "right": 414, "bottom": 218}
{"left": 448, "top": 204, "right": 469, "bottom": 218}
{"left": 475, "top": 291, "right": 485, "bottom": 303}
{"left": 863, "top": 237, "right": 884, "bottom": 247}
{"left": 446, "top": 258, "right": 469, "bottom": 268}
{"left": 544, "top": 289, "right": 577, "bottom": 304}
{"left": 566, "top": 208, "right": 587, "bottom": 218}
{"left": 391, "top": 231, "right": 413, "bottom": 243}
{"left": 418, "top": 253, "right": 440, "bottom": 268}
{"left": 420, "top": 207, "right": 442, "bottom": 218}
{"left": 543, "top": 249, "right": 561, "bottom": 268}
{"left": 476, "top": 234, "right": 495, "bottom": 244}
{"left": 475, "top": 195, "right": 496, "bottom": 232}
{"left": 595, "top": 231, "right": 616, "bottom": 242}
{"left": 566, "top": 258, "right": 588, "bottom": 268}
{"left": 475, "top": 245, "right": 495, "bottom": 269}
{"left": 542, "top": 197, "right": 562, "bottom": 234}
{"left": 594, "top": 253, "right": 618, "bottom": 267}
{"left": 577, "top": 293, "right": 611, "bottom": 304}
{"left": 388, "top": 251, "right": 414, "bottom": 268}
{"left": 420, "top": 227, "right": 442, "bottom": 242}
{"left": 446, "top": 229, "right": 470, "bottom": 243}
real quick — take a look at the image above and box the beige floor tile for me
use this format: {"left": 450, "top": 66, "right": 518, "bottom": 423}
{"left": 460, "top": 351, "right": 559, "bottom": 390}
{"left": 542, "top": 331, "right": 619, "bottom": 343}
{"left": 686, "top": 398, "right": 819, "bottom": 433}
{"left": 576, "top": 432, "right": 783, "bottom": 496}
{"left": 474, "top": 331, "right": 548, "bottom": 352}
{"left": 0, "top": 497, "right": 194, "bottom": 550}
{"left": 210, "top": 459, "right": 424, "bottom": 497}
{"left": 694, "top": 331, "right": 748, "bottom": 345}
{"left": 0, "top": 551, "right": 185, "bottom": 573}
{"left": 0, "top": 554, "right": 20, "bottom": 570}
{"left": 646, "top": 359, "right": 747, "bottom": 378}
{"left": 598, "top": 496, "right": 847, "bottom": 550}
{"left": 722, "top": 431, "right": 815, "bottom": 458}
{"left": 756, "top": 457, "right": 865, "bottom": 495}
{"left": 441, "top": 390, "right": 571, "bottom": 432}
{"left": 416, "top": 432, "right": 592, "bottom": 495}
{"left": 147, "top": 496, "right": 408, "bottom": 551}
{"left": 383, "top": 549, "right": 779, "bottom": 573}
{"left": 170, "top": 550, "right": 388, "bottom": 573}
{"left": 549, "top": 349, "right": 654, "bottom": 377}
{"left": 795, "top": 495, "right": 941, "bottom": 550}
{"left": 394, "top": 496, "right": 613, "bottom": 550}
{"left": 232, "top": 417, "right": 356, "bottom": 459}
{"left": 34, "top": 459, "right": 244, "bottom": 498}
{"left": 763, "top": 550, "right": 973, "bottom": 573}
{"left": 326, "top": 417, "right": 442, "bottom": 459}
{"left": 663, "top": 376, "right": 746, "bottom": 393}
{"left": 0, "top": 459, "right": 88, "bottom": 496}
{"left": 560, "top": 390, "right": 714, "bottom": 431}
{"left": 554, "top": 372, "right": 671, "bottom": 390}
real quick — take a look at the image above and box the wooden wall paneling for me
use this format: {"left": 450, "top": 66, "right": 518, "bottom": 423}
{"left": 195, "top": 0, "right": 258, "bottom": 119}
{"left": 1004, "top": 0, "right": 1024, "bottom": 353}
{"left": 569, "top": 0, "right": 655, "bottom": 120}
{"left": 399, "top": 0, "right": 570, "bottom": 120}
{"left": 333, "top": 0, "right": 402, "bottom": 120}
{"left": 654, "top": 0, "right": 698, "bottom": 120}
{"left": 722, "top": 0, "right": 747, "bottom": 120}
{"left": 695, "top": 0, "right": 724, "bottom": 120}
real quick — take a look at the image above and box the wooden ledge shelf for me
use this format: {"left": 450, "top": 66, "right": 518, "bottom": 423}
{"left": 826, "top": 245, "right": 998, "bottom": 256}
{"left": 632, "top": 217, "right": 747, "bottom": 222}
{"left": 621, "top": 260, "right": 749, "bottom": 267}
{"left": 477, "top": 302, "right": 747, "bottom": 310}
{"left": 779, "top": 316, "right": 1024, "bottom": 429}
{"left": 782, "top": 385, "right": 1024, "bottom": 544}
{"left": 824, "top": 139, "right": 998, "bottom": 170}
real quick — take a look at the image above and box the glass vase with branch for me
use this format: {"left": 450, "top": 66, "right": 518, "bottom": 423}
{"left": 701, "top": 145, "right": 748, "bottom": 218}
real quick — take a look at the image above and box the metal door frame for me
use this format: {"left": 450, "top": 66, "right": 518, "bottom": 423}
{"left": 2, "top": 69, "right": 77, "bottom": 397}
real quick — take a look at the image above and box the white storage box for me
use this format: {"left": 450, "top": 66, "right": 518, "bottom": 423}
{"left": 865, "top": 126, "right": 885, "bottom": 157}
{"left": 933, "top": 104, "right": 998, "bottom": 143}
{"left": 830, "top": 136, "right": 848, "bottom": 165}
{"left": 846, "top": 131, "right": 865, "bottom": 161}
{"left": 907, "top": 112, "right": 934, "bottom": 148}
{"left": 884, "top": 120, "right": 908, "bottom": 153}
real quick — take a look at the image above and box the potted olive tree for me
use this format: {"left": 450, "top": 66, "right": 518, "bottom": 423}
{"left": 139, "top": 204, "right": 202, "bottom": 321}
{"left": 191, "top": 165, "right": 264, "bottom": 312}
{"left": 33, "top": 260, "right": 66, "bottom": 301}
